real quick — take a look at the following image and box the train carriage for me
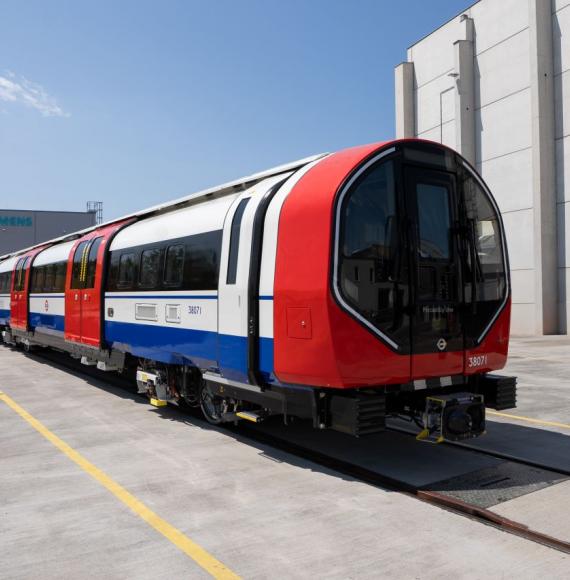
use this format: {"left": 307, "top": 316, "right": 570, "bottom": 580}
{"left": 1, "top": 140, "right": 517, "bottom": 442}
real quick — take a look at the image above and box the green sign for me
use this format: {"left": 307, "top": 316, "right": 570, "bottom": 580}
{"left": 0, "top": 216, "right": 33, "bottom": 227}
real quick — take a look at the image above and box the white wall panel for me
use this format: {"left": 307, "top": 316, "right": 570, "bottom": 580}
{"left": 415, "top": 79, "right": 455, "bottom": 135}
{"left": 479, "top": 148, "right": 533, "bottom": 213}
{"left": 553, "top": 4, "right": 570, "bottom": 74}
{"left": 501, "top": 208, "right": 535, "bottom": 271}
{"left": 440, "top": 120, "right": 456, "bottom": 150}
{"left": 470, "top": 0, "right": 528, "bottom": 54}
{"left": 416, "top": 126, "right": 441, "bottom": 142}
{"left": 475, "top": 29, "right": 530, "bottom": 109}
{"left": 510, "top": 303, "right": 537, "bottom": 335}
{"left": 554, "top": 1, "right": 570, "bottom": 13}
{"left": 476, "top": 88, "right": 532, "bottom": 162}
{"left": 510, "top": 269, "right": 536, "bottom": 305}
{"left": 409, "top": 19, "right": 464, "bottom": 87}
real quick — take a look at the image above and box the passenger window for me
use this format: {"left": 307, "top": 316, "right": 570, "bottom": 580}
{"left": 44, "top": 264, "right": 56, "bottom": 292}
{"left": 139, "top": 248, "right": 162, "bottom": 289}
{"left": 32, "top": 267, "right": 45, "bottom": 293}
{"left": 226, "top": 198, "right": 250, "bottom": 284}
{"left": 71, "top": 241, "right": 90, "bottom": 289}
{"left": 85, "top": 237, "right": 103, "bottom": 289}
{"left": 187, "top": 232, "right": 222, "bottom": 290}
{"left": 164, "top": 245, "right": 184, "bottom": 287}
{"left": 54, "top": 262, "right": 67, "bottom": 292}
{"left": 118, "top": 253, "right": 136, "bottom": 288}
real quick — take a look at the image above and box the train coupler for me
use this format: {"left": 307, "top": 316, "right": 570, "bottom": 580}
{"left": 417, "top": 392, "right": 485, "bottom": 443}
{"left": 136, "top": 369, "right": 172, "bottom": 407}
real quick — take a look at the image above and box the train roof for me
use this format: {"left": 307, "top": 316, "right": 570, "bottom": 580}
{"left": 0, "top": 152, "right": 328, "bottom": 261}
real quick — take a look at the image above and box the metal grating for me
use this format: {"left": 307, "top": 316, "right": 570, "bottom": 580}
{"left": 424, "top": 462, "right": 568, "bottom": 509}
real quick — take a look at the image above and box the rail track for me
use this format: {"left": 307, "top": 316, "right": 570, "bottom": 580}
{"left": 20, "top": 345, "right": 570, "bottom": 557}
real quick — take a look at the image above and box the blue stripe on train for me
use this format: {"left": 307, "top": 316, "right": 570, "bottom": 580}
{"left": 104, "top": 320, "right": 274, "bottom": 381}
{"left": 0, "top": 308, "right": 10, "bottom": 325}
{"left": 29, "top": 312, "right": 65, "bottom": 332}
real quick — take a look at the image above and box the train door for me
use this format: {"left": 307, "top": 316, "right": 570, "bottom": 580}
{"left": 405, "top": 165, "right": 465, "bottom": 380}
{"left": 65, "top": 239, "right": 90, "bottom": 343}
{"left": 65, "top": 222, "right": 130, "bottom": 347}
{"left": 10, "top": 248, "right": 45, "bottom": 330}
{"left": 80, "top": 236, "right": 104, "bottom": 346}
{"left": 217, "top": 175, "right": 290, "bottom": 382}
{"left": 10, "top": 257, "right": 28, "bottom": 329}
{"left": 217, "top": 193, "right": 256, "bottom": 381}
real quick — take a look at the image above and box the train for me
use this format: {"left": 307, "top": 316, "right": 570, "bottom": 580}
{"left": 0, "top": 139, "right": 517, "bottom": 442}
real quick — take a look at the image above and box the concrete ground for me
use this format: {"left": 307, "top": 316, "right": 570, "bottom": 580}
{"left": 0, "top": 339, "right": 569, "bottom": 579}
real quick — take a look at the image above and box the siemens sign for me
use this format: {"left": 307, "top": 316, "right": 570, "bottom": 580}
{"left": 0, "top": 216, "right": 33, "bottom": 227}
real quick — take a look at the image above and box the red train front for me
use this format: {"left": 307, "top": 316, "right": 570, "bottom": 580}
{"left": 270, "top": 139, "right": 515, "bottom": 439}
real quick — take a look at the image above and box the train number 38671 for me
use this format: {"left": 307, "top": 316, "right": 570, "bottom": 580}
{"left": 468, "top": 354, "right": 488, "bottom": 368}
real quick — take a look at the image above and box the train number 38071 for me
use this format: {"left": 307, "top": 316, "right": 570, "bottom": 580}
{"left": 468, "top": 354, "right": 488, "bottom": 368}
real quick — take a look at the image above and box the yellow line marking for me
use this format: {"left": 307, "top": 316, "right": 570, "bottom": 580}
{"left": 487, "top": 409, "right": 570, "bottom": 431}
{"left": 0, "top": 391, "right": 240, "bottom": 580}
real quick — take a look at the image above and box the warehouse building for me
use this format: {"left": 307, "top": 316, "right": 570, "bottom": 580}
{"left": 0, "top": 209, "right": 96, "bottom": 257}
{"left": 395, "top": 0, "right": 569, "bottom": 335}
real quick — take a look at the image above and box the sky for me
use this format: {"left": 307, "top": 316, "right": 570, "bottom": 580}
{"left": 0, "top": 0, "right": 472, "bottom": 221}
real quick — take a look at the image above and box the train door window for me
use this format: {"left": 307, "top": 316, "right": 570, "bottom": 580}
{"left": 416, "top": 183, "right": 451, "bottom": 260}
{"left": 71, "top": 241, "right": 90, "bottom": 289}
{"left": 164, "top": 244, "right": 184, "bottom": 287}
{"left": 14, "top": 257, "right": 29, "bottom": 291}
{"left": 85, "top": 237, "right": 103, "bottom": 289}
{"left": 118, "top": 253, "right": 136, "bottom": 288}
{"left": 44, "top": 264, "right": 56, "bottom": 292}
{"left": 186, "top": 231, "right": 222, "bottom": 290}
{"left": 139, "top": 248, "right": 162, "bottom": 289}
{"left": 54, "top": 262, "right": 67, "bottom": 292}
{"left": 226, "top": 198, "right": 250, "bottom": 284}
{"left": 0, "top": 272, "right": 8, "bottom": 293}
{"left": 338, "top": 160, "right": 399, "bottom": 333}
{"left": 31, "top": 266, "right": 45, "bottom": 293}
{"left": 13, "top": 259, "right": 23, "bottom": 291}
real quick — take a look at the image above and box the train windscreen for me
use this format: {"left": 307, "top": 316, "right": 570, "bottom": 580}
{"left": 336, "top": 144, "right": 508, "bottom": 352}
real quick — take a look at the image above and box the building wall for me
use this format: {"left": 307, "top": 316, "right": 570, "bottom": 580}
{"left": 0, "top": 209, "right": 96, "bottom": 256}
{"left": 396, "top": 0, "right": 569, "bottom": 335}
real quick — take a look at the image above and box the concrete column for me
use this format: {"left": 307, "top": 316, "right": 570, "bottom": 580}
{"left": 453, "top": 38, "right": 476, "bottom": 165}
{"left": 529, "top": 0, "right": 558, "bottom": 334}
{"left": 395, "top": 62, "right": 415, "bottom": 138}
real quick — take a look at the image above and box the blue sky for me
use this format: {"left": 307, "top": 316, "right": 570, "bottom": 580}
{"left": 0, "top": 0, "right": 471, "bottom": 220}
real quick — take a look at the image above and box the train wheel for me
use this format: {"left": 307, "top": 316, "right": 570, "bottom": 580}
{"left": 199, "top": 383, "right": 224, "bottom": 425}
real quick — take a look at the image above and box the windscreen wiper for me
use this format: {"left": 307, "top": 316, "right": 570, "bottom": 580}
{"left": 467, "top": 218, "right": 483, "bottom": 313}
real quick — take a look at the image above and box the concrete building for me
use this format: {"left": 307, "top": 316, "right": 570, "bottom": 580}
{"left": 0, "top": 209, "right": 96, "bottom": 257}
{"left": 395, "top": 0, "right": 569, "bottom": 336}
